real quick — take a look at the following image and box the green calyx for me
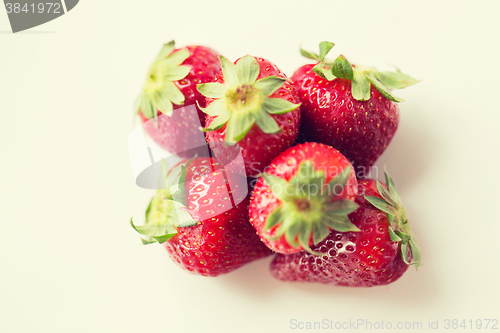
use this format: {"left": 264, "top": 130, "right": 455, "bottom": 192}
{"left": 364, "top": 171, "right": 422, "bottom": 270}
{"left": 300, "top": 41, "right": 420, "bottom": 102}
{"left": 134, "top": 40, "right": 191, "bottom": 119}
{"left": 130, "top": 161, "right": 197, "bottom": 245}
{"left": 196, "top": 55, "right": 300, "bottom": 143}
{"left": 262, "top": 162, "right": 359, "bottom": 255}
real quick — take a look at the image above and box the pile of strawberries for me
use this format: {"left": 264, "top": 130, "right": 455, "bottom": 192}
{"left": 130, "top": 40, "right": 421, "bottom": 287}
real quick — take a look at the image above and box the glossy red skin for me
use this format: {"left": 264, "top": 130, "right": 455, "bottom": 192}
{"left": 270, "top": 179, "right": 408, "bottom": 287}
{"left": 291, "top": 64, "right": 399, "bottom": 176}
{"left": 249, "top": 142, "right": 358, "bottom": 254}
{"left": 165, "top": 157, "right": 271, "bottom": 276}
{"left": 205, "top": 56, "right": 301, "bottom": 176}
{"left": 140, "top": 45, "right": 221, "bottom": 158}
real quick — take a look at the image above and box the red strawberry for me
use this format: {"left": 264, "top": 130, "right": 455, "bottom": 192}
{"left": 270, "top": 174, "right": 421, "bottom": 287}
{"left": 292, "top": 41, "right": 419, "bottom": 176}
{"left": 249, "top": 142, "right": 359, "bottom": 254}
{"left": 131, "top": 157, "right": 271, "bottom": 276}
{"left": 135, "top": 41, "right": 221, "bottom": 158}
{"left": 197, "top": 55, "right": 301, "bottom": 176}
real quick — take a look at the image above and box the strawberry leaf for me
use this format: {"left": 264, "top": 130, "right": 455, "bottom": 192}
{"left": 130, "top": 157, "right": 207, "bottom": 245}
{"left": 197, "top": 82, "right": 228, "bottom": 99}
{"left": 235, "top": 55, "right": 260, "bottom": 84}
{"left": 130, "top": 219, "right": 156, "bottom": 236}
{"left": 130, "top": 216, "right": 177, "bottom": 245}
{"left": 264, "top": 206, "right": 285, "bottom": 230}
{"left": 163, "top": 66, "right": 191, "bottom": 81}
{"left": 375, "top": 180, "right": 397, "bottom": 207}
{"left": 327, "top": 165, "right": 351, "bottom": 188}
{"left": 254, "top": 111, "right": 280, "bottom": 134}
{"left": 204, "top": 109, "right": 231, "bottom": 131}
{"left": 299, "top": 47, "right": 320, "bottom": 61}
{"left": 323, "top": 214, "right": 360, "bottom": 232}
{"left": 388, "top": 228, "right": 402, "bottom": 242}
{"left": 140, "top": 238, "right": 158, "bottom": 245}
{"left": 163, "top": 81, "right": 185, "bottom": 105}
{"left": 262, "top": 173, "right": 292, "bottom": 202}
{"left": 162, "top": 48, "right": 190, "bottom": 67}
{"left": 385, "top": 170, "right": 402, "bottom": 205}
{"left": 177, "top": 220, "right": 198, "bottom": 228}
{"left": 152, "top": 234, "right": 175, "bottom": 244}
{"left": 395, "top": 230, "right": 411, "bottom": 244}
{"left": 365, "top": 195, "right": 396, "bottom": 215}
{"left": 272, "top": 213, "right": 294, "bottom": 240}
{"left": 262, "top": 98, "right": 300, "bottom": 115}
{"left": 401, "top": 243, "right": 410, "bottom": 265}
{"left": 366, "top": 73, "right": 404, "bottom": 102}
{"left": 254, "top": 76, "right": 286, "bottom": 96}
{"left": 322, "top": 67, "right": 336, "bottom": 81}
{"left": 374, "top": 70, "right": 420, "bottom": 90}
{"left": 331, "top": 54, "right": 353, "bottom": 80}
{"left": 136, "top": 41, "right": 193, "bottom": 119}
{"left": 318, "top": 41, "right": 335, "bottom": 61}
{"left": 289, "top": 161, "right": 321, "bottom": 186}
{"left": 387, "top": 213, "right": 395, "bottom": 226}
{"left": 324, "top": 166, "right": 352, "bottom": 200}
{"left": 304, "top": 40, "right": 336, "bottom": 81}
{"left": 299, "top": 225, "right": 325, "bottom": 256}
{"left": 171, "top": 164, "right": 189, "bottom": 206}
{"left": 155, "top": 41, "right": 175, "bottom": 61}
{"left": 352, "top": 71, "right": 371, "bottom": 101}
{"left": 225, "top": 112, "right": 255, "bottom": 143}
{"left": 313, "top": 63, "right": 327, "bottom": 79}
{"left": 144, "top": 196, "right": 154, "bottom": 220}
{"left": 218, "top": 55, "right": 239, "bottom": 88}
{"left": 409, "top": 239, "right": 421, "bottom": 270}
{"left": 171, "top": 203, "right": 197, "bottom": 228}
{"left": 152, "top": 91, "right": 174, "bottom": 116}
{"left": 197, "top": 99, "right": 226, "bottom": 117}
{"left": 137, "top": 93, "right": 155, "bottom": 119}
{"left": 323, "top": 200, "right": 359, "bottom": 215}
{"left": 312, "top": 223, "right": 330, "bottom": 245}
{"left": 285, "top": 221, "right": 302, "bottom": 248}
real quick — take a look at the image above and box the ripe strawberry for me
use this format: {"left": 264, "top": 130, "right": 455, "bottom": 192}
{"left": 292, "top": 41, "right": 419, "bottom": 176}
{"left": 130, "top": 157, "right": 271, "bottom": 276}
{"left": 135, "top": 41, "right": 221, "bottom": 157}
{"left": 270, "top": 174, "right": 421, "bottom": 287}
{"left": 249, "top": 142, "right": 359, "bottom": 254}
{"left": 197, "top": 55, "right": 301, "bottom": 176}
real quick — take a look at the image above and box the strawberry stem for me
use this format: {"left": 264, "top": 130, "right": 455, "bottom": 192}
{"left": 364, "top": 171, "right": 421, "bottom": 269}
{"left": 262, "top": 162, "right": 359, "bottom": 254}
{"left": 197, "top": 55, "right": 300, "bottom": 143}
{"left": 299, "top": 41, "right": 420, "bottom": 103}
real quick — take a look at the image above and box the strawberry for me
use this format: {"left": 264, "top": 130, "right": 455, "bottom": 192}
{"left": 130, "top": 157, "right": 271, "bottom": 276}
{"left": 270, "top": 173, "right": 421, "bottom": 287}
{"left": 291, "top": 41, "right": 419, "bottom": 176}
{"left": 197, "top": 55, "right": 301, "bottom": 176}
{"left": 135, "top": 41, "right": 221, "bottom": 158}
{"left": 249, "top": 142, "right": 359, "bottom": 254}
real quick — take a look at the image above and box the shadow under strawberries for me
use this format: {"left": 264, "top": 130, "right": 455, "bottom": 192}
{"left": 372, "top": 104, "right": 440, "bottom": 193}
{"left": 216, "top": 256, "right": 285, "bottom": 297}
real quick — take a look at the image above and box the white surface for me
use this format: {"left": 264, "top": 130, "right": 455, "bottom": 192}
{"left": 1, "top": 1, "right": 499, "bottom": 332}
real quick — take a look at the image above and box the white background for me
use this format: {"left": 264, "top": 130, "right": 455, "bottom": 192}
{"left": 1, "top": 1, "right": 499, "bottom": 332}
